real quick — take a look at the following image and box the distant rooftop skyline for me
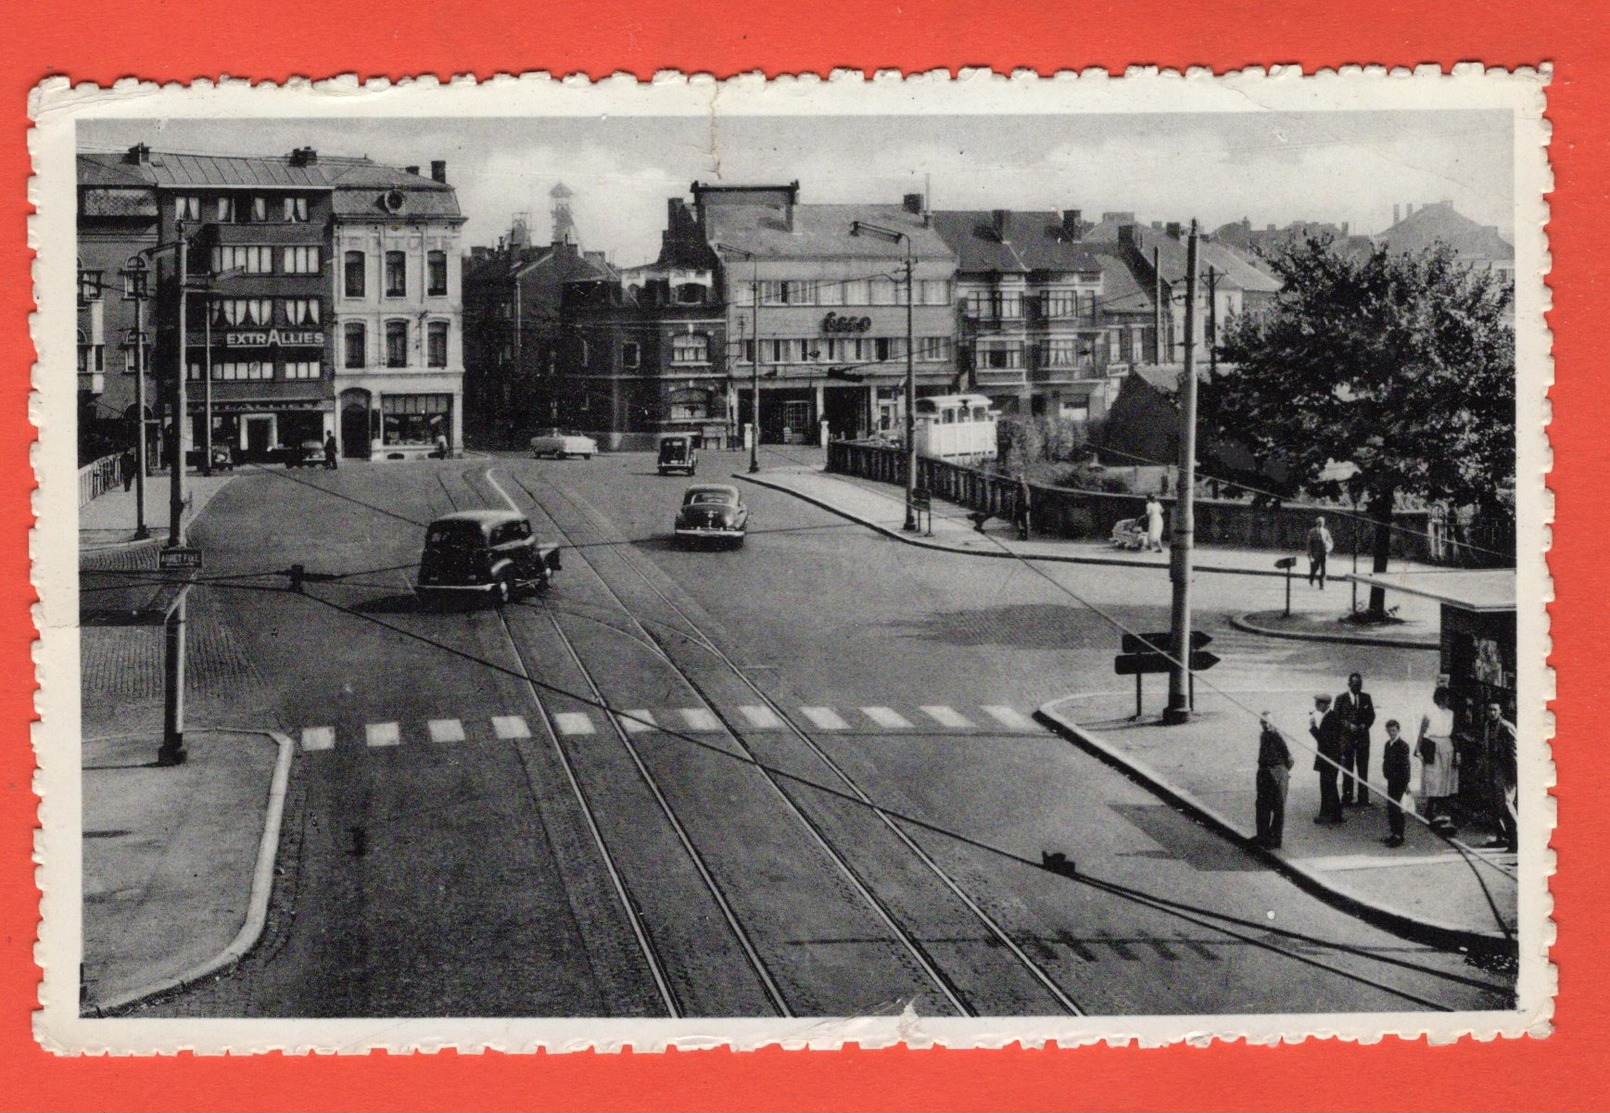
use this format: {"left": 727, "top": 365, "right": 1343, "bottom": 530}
{"left": 81, "top": 110, "right": 1514, "bottom": 266}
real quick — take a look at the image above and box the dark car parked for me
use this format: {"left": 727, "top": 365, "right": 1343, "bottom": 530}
{"left": 674, "top": 483, "right": 748, "bottom": 548}
{"left": 656, "top": 434, "right": 698, "bottom": 476}
{"left": 416, "top": 510, "right": 562, "bottom": 606}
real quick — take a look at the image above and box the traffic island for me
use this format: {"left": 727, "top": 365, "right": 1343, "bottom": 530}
{"left": 1037, "top": 689, "right": 1517, "bottom": 958}
{"left": 80, "top": 727, "right": 293, "bottom": 1013}
{"left": 1231, "top": 608, "right": 1439, "bottom": 650}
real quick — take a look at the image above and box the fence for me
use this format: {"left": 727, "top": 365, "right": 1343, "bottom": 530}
{"left": 828, "top": 440, "right": 1512, "bottom": 567}
{"left": 78, "top": 452, "right": 126, "bottom": 508}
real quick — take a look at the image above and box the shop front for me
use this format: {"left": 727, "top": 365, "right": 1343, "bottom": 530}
{"left": 198, "top": 398, "right": 333, "bottom": 464}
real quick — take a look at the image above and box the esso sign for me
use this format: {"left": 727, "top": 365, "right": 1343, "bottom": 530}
{"left": 822, "top": 312, "right": 872, "bottom": 335}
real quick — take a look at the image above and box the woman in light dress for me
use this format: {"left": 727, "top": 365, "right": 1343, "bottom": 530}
{"left": 1417, "top": 686, "right": 1459, "bottom": 830}
{"left": 1144, "top": 495, "right": 1165, "bottom": 552}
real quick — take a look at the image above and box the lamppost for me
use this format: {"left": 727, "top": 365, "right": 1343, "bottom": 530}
{"left": 118, "top": 256, "right": 152, "bottom": 539}
{"left": 713, "top": 243, "right": 764, "bottom": 472}
{"left": 851, "top": 220, "right": 918, "bottom": 531}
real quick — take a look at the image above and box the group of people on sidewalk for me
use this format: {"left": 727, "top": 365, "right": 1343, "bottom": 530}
{"left": 1254, "top": 672, "right": 1518, "bottom": 854}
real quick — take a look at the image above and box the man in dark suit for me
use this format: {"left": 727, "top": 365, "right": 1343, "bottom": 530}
{"left": 1335, "top": 672, "right": 1377, "bottom": 806}
{"left": 1309, "top": 694, "right": 1346, "bottom": 824}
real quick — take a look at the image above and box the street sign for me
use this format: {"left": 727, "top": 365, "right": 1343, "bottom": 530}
{"left": 1114, "top": 650, "right": 1221, "bottom": 676}
{"left": 158, "top": 546, "right": 203, "bottom": 571}
{"left": 911, "top": 487, "right": 932, "bottom": 512}
{"left": 1120, "top": 630, "right": 1212, "bottom": 655}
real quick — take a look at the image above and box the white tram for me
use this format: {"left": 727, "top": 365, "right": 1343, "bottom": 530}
{"left": 913, "top": 393, "right": 999, "bottom": 464}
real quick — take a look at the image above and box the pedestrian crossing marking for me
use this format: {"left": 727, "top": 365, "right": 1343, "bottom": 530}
{"left": 491, "top": 715, "right": 530, "bottom": 740}
{"left": 555, "top": 712, "right": 595, "bottom": 736}
{"left": 799, "top": 706, "right": 849, "bottom": 730}
{"left": 366, "top": 722, "right": 400, "bottom": 748}
{"left": 863, "top": 706, "right": 913, "bottom": 729}
{"left": 680, "top": 708, "right": 723, "bottom": 731}
{"left": 620, "top": 710, "right": 658, "bottom": 733}
{"left": 301, "top": 726, "right": 335, "bottom": 752}
{"left": 737, "top": 704, "right": 785, "bottom": 729}
{"left": 427, "top": 718, "right": 465, "bottom": 743}
{"left": 983, "top": 705, "right": 1035, "bottom": 730}
{"left": 920, "top": 705, "right": 973, "bottom": 728}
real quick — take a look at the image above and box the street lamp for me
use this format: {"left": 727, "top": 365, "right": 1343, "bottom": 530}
{"left": 712, "top": 243, "right": 764, "bottom": 473}
{"left": 118, "top": 256, "right": 152, "bottom": 539}
{"left": 851, "top": 220, "right": 918, "bottom": 531}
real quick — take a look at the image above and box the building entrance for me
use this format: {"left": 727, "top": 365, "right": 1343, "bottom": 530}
{"left": 822, "top": 385, "right": 870, "bottom": 441}
{"left": 340, "top": 390, "right": 372, "bottom": 459}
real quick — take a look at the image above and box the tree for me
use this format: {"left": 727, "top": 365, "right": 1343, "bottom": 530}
{"left": 1200, "top": 236, "right": 1514, "bottom": 618}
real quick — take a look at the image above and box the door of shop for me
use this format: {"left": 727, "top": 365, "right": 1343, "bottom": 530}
{"left": 822, "top": 386, "right": 869, "bottom": 441}
{"left": 341, "top": 401, "right": 372, "bottom": 460}
{"left": 244, "top": 416, "right": 274, "bottom": 460}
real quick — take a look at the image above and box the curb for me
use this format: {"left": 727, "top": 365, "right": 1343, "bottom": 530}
{"left": 1229, "top": 611, "right": 1438, "bottom": 651}
{"left": 78, "top": 534, "right": 163, "bottom": 556}
{"left": 86, "top": 727, "right": 295, "bottom": 1015}
{"left": 1034, "top": 698, "right": 1515, "bottom": 959}
{"left": 738, "top": 471, "right": 1300, "bottom": 579}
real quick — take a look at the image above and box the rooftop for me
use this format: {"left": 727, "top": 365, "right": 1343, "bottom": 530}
{"left": 1375, "top": 201, "right": 1514, "bottom": 262}
{"left": 1349, "top": 568, "right": 1516, "bottom": 613}
{"left": 929, "top": 210, "right": 1102, "bottom": 275}
{"left": 702, "top": 201, "right": 954, "bottom": 262}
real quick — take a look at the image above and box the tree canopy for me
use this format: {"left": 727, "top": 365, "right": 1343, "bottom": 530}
{"left": 1200, "top": 235, "right": 1515, "bottom": 612}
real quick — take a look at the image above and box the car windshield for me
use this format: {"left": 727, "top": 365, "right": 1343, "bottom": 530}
{"left": 686, "top": 491, "right": 734, "bottom": 507}
{"left": 426, "top": 521, "right": 486, "bottom": 550}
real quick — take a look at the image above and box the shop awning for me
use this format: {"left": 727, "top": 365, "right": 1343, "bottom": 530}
{"left": 1348, "top": 568, "right": 1516, "bottom": 613}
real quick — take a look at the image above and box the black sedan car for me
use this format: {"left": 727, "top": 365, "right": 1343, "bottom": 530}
{"left": 416, "top": 509, "right": 562, "bottom": 606}
{"left": 674, "top": 484, "right": 748, "bottom": 548}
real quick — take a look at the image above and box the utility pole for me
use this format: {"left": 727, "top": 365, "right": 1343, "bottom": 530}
{"left": 1206, "top": 266, "right": 1219, "bottom": 377}
{"left": 749, "top": 255, "right": 761, "bottom": 473}
{"left": 202, "top": 290, "right": 214, "bottom": 474}
{"left": 903, "top": 246, "right": 917, "bottom": 531}
{"left": 1163, "top": 220, "right": 1200, "bottom": 725}
{"left": 120, "top": 257, "right": 150, "bottom": 540}
{"left": 160, "top": 223, "right": 192, "bottom": 767}
{"left": 1153, "top": 245, "right": 1164, "bottom": 364}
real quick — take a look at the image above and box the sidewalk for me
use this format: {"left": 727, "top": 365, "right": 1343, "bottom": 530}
{"left": 79, "top": 471, "right": 236, "bottom": 550}
{"left": 1038, "top": 690, "right": 1517, "bottom": 954}
{"left": 81, "top": 728, "right": 292, "bottom": 1013}
{"left": 740, "top": 462, "right": 1444, "bottom": 645}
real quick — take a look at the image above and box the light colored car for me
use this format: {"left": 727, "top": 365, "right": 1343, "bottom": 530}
{"left": 674, "top": 483, "right": 749, "bottom": 548}
{"left": 530, "top": 429, "right": 598, "bottom": 460}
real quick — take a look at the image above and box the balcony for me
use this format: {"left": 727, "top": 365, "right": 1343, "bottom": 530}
{"left": 1031, "top": 363, "right": 1100, "bottom": 386}
{"left": 972, "top": 366, "right": 1027, "bottom": 389}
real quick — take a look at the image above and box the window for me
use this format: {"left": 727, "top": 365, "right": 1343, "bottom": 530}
{"left": 979, "top": 342, "right": 1023, "bottom": 370}
{"left": 283, "top": 298, "right": 320, "bottom": 326}
{"left": 1042, "top": 338, "right": 1079, "bottom": 366}
{"left": 205, "top": 360, "right": 271, "bottom": 381}
{"left": 344, "top": 250, "right": 366, "bottom": 298}
{"left": 816, "top": 280, "right": 844, "bottom": 306}
{"left": 249, "top": 196, "right": 268, "bottom": 223}
{"left": 917, "top": 336, "right": 950, "bottom": 362}
{"left": 427, "top": 250, "right": 447, "bottom": 296}
{"left": 282, "top": 245, "right": 320, "bottom": 274}
{"left": 216, "top": 196, "right": 235, "bottom": 222}
{"left": 384, "top": 251, "right": 406, "bottom": 298}
{"left": 282, "top": 360, "right": 320, "bottom": 380}
{"left": 620, "top": 341, "right": 640, "bottom": 368}
{"left": 77, "top": 334, "right": 104, "bottom": 375}
{"left": 211, "top": 245, "right": 273, "bottom": 274}
{"left": 344, "top": 322, "right": 366, "bottom": 368}
{"left": 78, "top": 270, "right": 103, "bottom": 304}
{"left": 283, "top": 196, "right": 308, "bottom": 223}
{"left": 920, "top": 279, "right": 953, "bottom": 305}
{"left": 998, "top": 291, "right": 1022, "bottom": 319}
{"left": 676, "top": 283, "right": 707, "bottom": 305}
{"left": 841, "top": 279, "right": 869, "bottom": 304}
{"left": 671, "top": 333, "right": 709, "bottom": 365}
{"left": 381, "top": 393, "right": 452, "bottom": 446}
{"left": 730, "top": 280, "right": 754, "bottom": 306}
{"left": 385, "top": 320, "right": 408, "bottom": 367}
{"left": 869, "top": 277, "right": 897, "bottom": 305}
{"left": 668, "top": 389, "right": 709, "bottom": 422}
{"left": 426, "top": 321, "right": 448, "bottom": 368}
{"left": 218, "top": 298, "right": 272, "bottom": 327}
{"left": 174, "top": 196, "right": 201, "bottom": 222}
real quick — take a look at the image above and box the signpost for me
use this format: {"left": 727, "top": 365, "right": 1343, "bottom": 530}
{"left": 1274, "top": 556, "right": 1297, "bottom": 616}
{"left": 911, "top": 486, "right": 932, "bottom": 536}
{"left": 1115, "top": 631, "right": 1218, "bottom": 718}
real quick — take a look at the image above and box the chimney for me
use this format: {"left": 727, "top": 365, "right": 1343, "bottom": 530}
{"left": 1063, "top": 209, "right": 1083, "bottom": 238}
{"left": 1406, "top": 203, "right": 1414, "bottom": 217}
{"left": 1266, "top": 224, "right": 1276, "bottom": 232}
{"left": 1340, "top": 222, "right": 1350, "bottom": 235}
{"left": 1166, "top": 222, "right": 1182, "bottom": 240}
{"left": 1393, "top": 204, "right": 1401, "bottom": 225}
{"left": 405, "top": 165, "right": 419, "bottom": 176}
{"left": 1151, "top": 221, "right": 1163, "bottom": 231}
{"left": 430, "top": 160, "right": 447, "bottom": 183}
{"left": 992, "top": 209, "right": 1010, "bottom": 241}
{"left": 289, "top": 147, "right": 317, "bottom": 167}
{"left": 903, "top": 193, "right": 924, "bottom": 215}
{"left": 125, "top": 143, "right": 151, "bottom": 164}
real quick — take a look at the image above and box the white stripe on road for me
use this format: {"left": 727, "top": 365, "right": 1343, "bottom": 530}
{"left": 555, "top": 712, "right": 596, "bottom": 736}
{"left": 920, "top": 705, "right": 973, "bottom": 728}
{"left": 680, "top": 708, "right": 723, "bottom": 731}
{"left": 862, "top": 706, "right": 913, "bottom": 729}
{"left": 491, "top": 715, "right": 531, "bottom": 740}
{"left": 620, "top": 710, "right": 658, "bottom": 733}
{"left": 427, "top": 718, "right": 465, "bottom": 743}
{"left": 300, "top": 726, "right": 335, "bottom": 752}
{"left": 983, "top": 705, "right": 1036, "bottom": 730}
{"left": 366, "top": 722, "right": 401, "bottom": 748}
{"left": 737, "top": 704, "right": 785, "bottom": 729}
{"left": 798, "top": 706, "right": 849, "bottom": 730}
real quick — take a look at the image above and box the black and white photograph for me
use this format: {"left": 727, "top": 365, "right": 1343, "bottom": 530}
{"left": 37, "top": 70, "right": 1550, "bottom": 1051}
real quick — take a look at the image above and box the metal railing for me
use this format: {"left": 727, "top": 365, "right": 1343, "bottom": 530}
{"left": 78, "top": 452, "right": 126, "bottom": 508}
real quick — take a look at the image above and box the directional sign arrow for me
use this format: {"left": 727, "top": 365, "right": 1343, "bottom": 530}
{"left": 1120, "top": 630, "right": 1212, "bottom": 654}
{"left": 1114, "top": 649, "right": 1221, "bottom": 676}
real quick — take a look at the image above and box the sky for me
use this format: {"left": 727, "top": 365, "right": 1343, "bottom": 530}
{"left": 81, "top": 110, "right": 1515, "bottom": 267}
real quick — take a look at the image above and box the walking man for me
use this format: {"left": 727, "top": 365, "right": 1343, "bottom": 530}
{"left": 1335, "top": 672, "right": 1377, "bottom": 806}
{"left": 1255, "top": 713, "right": 1294, "bottom": 849}
{"left": 1381, "top": 719, "right": 1412, "bottom": 847}
{"left": 1483, "top": 701, "right": 1518, "bottom": 852}
{"left": 1306, "top": 515, "right": 1334, "bottom": 588}
{"left": 323, "top": 431, "right": 339, "bottom": 471}
{"left": 1309, "top": 694, "right": 1346, "bottom": 824}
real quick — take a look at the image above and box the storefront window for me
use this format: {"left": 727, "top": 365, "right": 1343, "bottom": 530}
{"left": 381, "top": 393, "right": 452, "bottom": 446}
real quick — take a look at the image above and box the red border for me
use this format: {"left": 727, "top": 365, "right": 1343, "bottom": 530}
{"left": 10, "top": 3, "right": 1602, "bottom": 1109}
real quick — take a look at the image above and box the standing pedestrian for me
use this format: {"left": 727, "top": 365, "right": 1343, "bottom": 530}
{"left": 1306, "top": 515, "right": 1334, "bottom": 588}
{"left": 1417, "top": 686, "right": 1459, "bottom": 832}
{"left": 1144, "top": 494, "right": 1165, "bottom": 553}
{"left": 1483, "top": 701, "right": 1518, "bottom": 852}
{"left": 432, "top": 431, "right": 450, "bottom": 460}
{"left": 1334, "top": 672, "right": 1377, "bottom": 806}
{"left": 1255, "top": 713, "right": 1294, "bottom": 849}
{"left": 1380, "top": 719, "right": 1412, "bottom": 847}
{"left": 323, "top": 431, "right": 339, "bottom": 471}
{"left": 121, "top": 446, "right": 136, "bottom": 492}
{"left": 1309, "top": 694, "right": 1346, "bottom": 825}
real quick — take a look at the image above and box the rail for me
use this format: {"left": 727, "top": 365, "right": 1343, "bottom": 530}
{"left": 78, "top": 452, "right": 126, "bottom": 509}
